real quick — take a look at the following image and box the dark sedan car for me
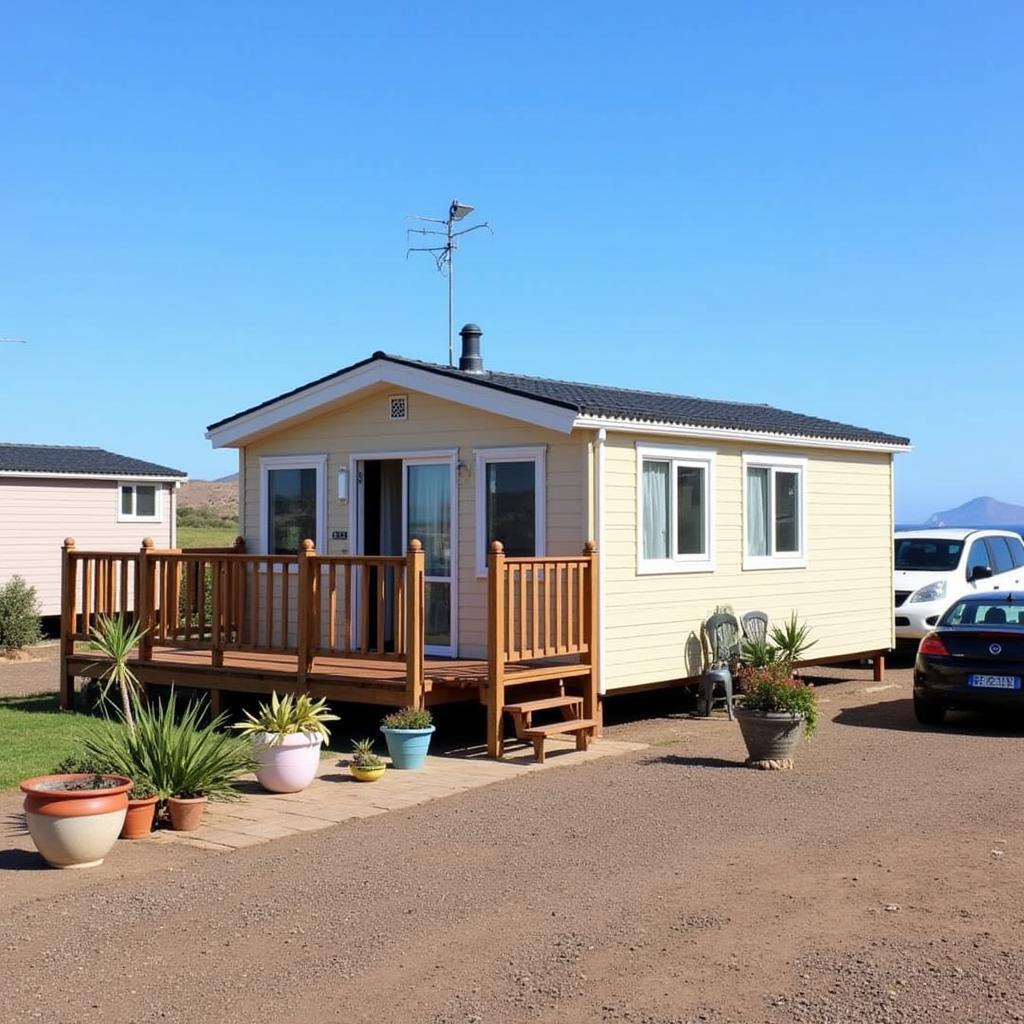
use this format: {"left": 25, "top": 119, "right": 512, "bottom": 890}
{"left": 914, "top": 591, "right": 1024, "bottom": 724}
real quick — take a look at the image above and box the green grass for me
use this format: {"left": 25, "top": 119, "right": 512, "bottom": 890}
{"left": 177, "top": 525, "right": 239, "bottom": 548}
{"left": 0, "top": 693, "right": 93, "bottom": 790}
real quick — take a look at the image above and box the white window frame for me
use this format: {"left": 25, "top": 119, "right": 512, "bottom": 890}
{"left": 117, "top": 481, "right": 162, "bottom": 523}
{"left": 635, "top": 443, "right": 716, "bottom": 575}
{"left": 742, "top": 452, "right": 808, "bottom": 570}
{"left": 474, "top": 446, "right": 546, "bottom": 577}
{"left": 259, "top": 454, "right": 328, "bottom": 558}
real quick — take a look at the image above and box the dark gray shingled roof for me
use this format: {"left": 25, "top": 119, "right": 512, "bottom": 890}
{"left": 208, "top": 352, "right": 910, "bottom": 447}
{"left": 0, "top": 444, "right": 187, "bottom": 478}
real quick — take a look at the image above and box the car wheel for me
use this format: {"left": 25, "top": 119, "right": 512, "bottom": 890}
{"left": 913, "top": 694, "right": 946, "bottom": 726}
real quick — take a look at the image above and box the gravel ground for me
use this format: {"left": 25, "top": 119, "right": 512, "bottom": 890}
{"left": 1, "top": 657, "right": 1022, "bottom": 1023}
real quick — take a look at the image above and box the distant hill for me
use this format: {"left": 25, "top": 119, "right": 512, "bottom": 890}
{"left": 925, "top": 496, "right": 1024, "bottom": 528}
{"left": 178, "top": 478, "right": 238, "bottom": 518}
{"left": 214, "top": 473, "right": 239, "bottom": 484}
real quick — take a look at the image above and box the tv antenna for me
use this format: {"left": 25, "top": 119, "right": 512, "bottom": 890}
{"left": 407, "top": 200, "right": 491, "bottom": 366}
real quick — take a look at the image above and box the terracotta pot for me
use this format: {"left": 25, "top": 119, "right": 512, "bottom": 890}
{"left": 120, "top": 796, "right": 159, "bottom": 839}
{"left": 167, "top": 795, "right": 208, "bottom": 831}
{"left": 252, "top": 731, "right": 323, "bottom": 793}
{"left": 350, "top": 763, "right": 386, "bottom": 783}
{"left": 735, "top": 708, "right": 804, "bottom": 769}
{"left": 20, "top": 773, "right": 132, "bottom": 869}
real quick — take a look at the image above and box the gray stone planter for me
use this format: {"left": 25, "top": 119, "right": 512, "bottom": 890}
{"left": 735, "top": 708, "right": 805, "bottom": 769}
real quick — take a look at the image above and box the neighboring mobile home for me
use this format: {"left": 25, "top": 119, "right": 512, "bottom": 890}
{"left": 0, "top": 444, "right": 186, "bottom": 616}
{"left": 203, "top": 325, "right": 910, "bottom": 695}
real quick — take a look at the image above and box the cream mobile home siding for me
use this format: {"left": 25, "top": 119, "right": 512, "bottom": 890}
{"left": 0, "top": 478, "right": 177, "bottom": 616}
{"left": 600, "top": 433, "right": 894, "bottom": 691}
{"left": 239, "top": 386, "right": 588, "bottom": 658}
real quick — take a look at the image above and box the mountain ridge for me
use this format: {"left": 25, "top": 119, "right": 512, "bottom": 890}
{"left": 925, "top": 496, "right": 1024, "bottom": 528}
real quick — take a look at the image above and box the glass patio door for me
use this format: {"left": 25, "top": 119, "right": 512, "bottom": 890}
{"left": 404, "top": 460, "right": 454, "bottom": 656}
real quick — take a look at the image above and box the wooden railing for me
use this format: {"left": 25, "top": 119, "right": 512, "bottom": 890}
{"left": 485, "top": 540, "right": 599, "bottom": 757}
{"left": 60, "top": 536, "right": 427, "bottom": 708}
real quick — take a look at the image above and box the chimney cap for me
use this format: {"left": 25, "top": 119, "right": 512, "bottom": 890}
{"left": 458, "top": 323, "right": 485, "bottom": 374}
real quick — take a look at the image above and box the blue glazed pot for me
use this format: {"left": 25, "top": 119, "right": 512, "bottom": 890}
{"left": 380, "top": 725, "right": 435, "bottom": 770}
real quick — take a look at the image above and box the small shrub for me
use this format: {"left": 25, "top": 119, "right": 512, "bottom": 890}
{"left": 54, "top": 753, "right": 117, "bottom": 775}
{"left": 738, "top": 663, "right": 819, "bottom": 738}
{"left": 0, "top": 576, "right": 42, "bottom": 650}
{"left": 381, "top": 707, "right": 433, "bottom": 730}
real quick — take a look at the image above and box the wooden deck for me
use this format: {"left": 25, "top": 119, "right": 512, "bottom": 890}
{"left": 59, "top": 536, "right": 600, "bottom": 758}
{"left": 65, "top": 645, "right": 587, "bottom": 709}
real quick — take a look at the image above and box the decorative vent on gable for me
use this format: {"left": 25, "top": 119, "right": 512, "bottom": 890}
{"left": 388, "top": 394, "right": 408, "bottom": 421}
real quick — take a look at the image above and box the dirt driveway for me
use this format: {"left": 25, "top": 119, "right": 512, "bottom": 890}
{"left": 2, "top": 664, "right": 1023, "bottom": 1023}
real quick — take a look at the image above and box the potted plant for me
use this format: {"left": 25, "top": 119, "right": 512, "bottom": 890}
{"left": 735, "top": 661, "right": 819, "bottom": 769}
{"left": 380, "top": 707, "right": 435, "bottom": 770}
{"left": 232, "top": 692, "right": 340, "bottom": 793}
{"left": 82, "top": 689, "right": 256, "bottom": 832}
{"left": 55, "top": 753, "right": 157, "bottom": 840}
{"left": 122, "top": 779, "right": 160, "bottom": 839}
{"left": 349, "top": 738, "right": 386, "bottom": 782}
{"left": 20, "top": 772, "right": 133, "bottom": 868}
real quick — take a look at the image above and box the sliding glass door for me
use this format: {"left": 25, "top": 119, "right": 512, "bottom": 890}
{"left": 404, "top": 460, "right": 455, "bottom": 656}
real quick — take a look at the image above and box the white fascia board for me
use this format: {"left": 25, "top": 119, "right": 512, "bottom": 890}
{"left": 0, "top": 471, "right": 188, "bottom": 483}
{"left": 206, "top": 361, "right": 578, "bottom": 448}
{"left": 572, "top": 415, "right": 912, "bottom": 454}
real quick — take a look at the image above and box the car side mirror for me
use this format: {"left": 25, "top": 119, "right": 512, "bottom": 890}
{"left": 970, "top": 565, "right": 993, "bottom": 581}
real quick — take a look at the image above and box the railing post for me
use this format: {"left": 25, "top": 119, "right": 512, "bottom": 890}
{"left": 582, "top": 540, "right": 601, "bottom": 735}
{"left": 138, "top": 537, "right": 155, "bottom": 661}
{"left": 211, "top": 555, "right": 224, "bottom": 668}
{"left": 297, "top": 539, "right": 315, "bottom": 687}
{"left": 60, "top": 538, "right": 77, "bottom": 710}
{"left": 486, "top": 541, "right": 506, "bottom": 758}
{"left": 404, "top": 539, "right": 425, "bottom": 710}
{"left": 233, "top": 536, "right": 246, "bottom": 553}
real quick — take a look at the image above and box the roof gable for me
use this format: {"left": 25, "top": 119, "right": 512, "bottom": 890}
{"left": 206, "top": 352, "right": 910, "bottom": 451}
{"left": 0, "top": 444, "right": 187, "bottom": 480}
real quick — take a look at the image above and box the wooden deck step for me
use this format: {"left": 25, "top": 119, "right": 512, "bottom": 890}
{"left": 522, "top": 717, "right": 599, "bottom": 764}
{"left": 503, "top": 695, "right": 583, "bottom": 715}
{"left": 503, "top": 694, "right": 583, "bottom": 740}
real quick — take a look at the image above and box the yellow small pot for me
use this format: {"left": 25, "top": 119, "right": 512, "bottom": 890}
{"left": 350, "top": 763, "right": 386, "bottom": 783}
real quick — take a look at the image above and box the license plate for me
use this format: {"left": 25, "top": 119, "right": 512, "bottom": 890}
{"left": 967, "top": 674, "right": 1021, "bottom": 690}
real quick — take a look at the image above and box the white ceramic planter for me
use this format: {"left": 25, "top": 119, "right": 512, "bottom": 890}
{"left": 252, "top": 731, "right": 323, "bottom": 793}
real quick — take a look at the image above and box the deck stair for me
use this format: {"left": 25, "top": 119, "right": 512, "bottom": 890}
{"left": 502, "top": 692, "right": 595, "bottom": 763}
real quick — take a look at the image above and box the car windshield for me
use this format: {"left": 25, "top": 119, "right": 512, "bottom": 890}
{"left": 941, "top": 601, "right": 1024, "bottom": 627}
{"left": 894, "top": 538, "right": 964, "bottom": 572}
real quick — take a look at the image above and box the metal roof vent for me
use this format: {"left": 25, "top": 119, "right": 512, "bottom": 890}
{"left": 458, "top": 323, "right": 484, "bottom": 374}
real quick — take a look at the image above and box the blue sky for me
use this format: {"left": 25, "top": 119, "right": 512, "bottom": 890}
{"left": 2, "top": 3, "right": 1020, "bottom": 522}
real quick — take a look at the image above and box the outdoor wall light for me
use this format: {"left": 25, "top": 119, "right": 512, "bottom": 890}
{"left": 337, "top": 468, "right": 349, "bottom": 502}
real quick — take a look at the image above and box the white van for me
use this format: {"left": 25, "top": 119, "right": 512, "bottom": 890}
{"left": 894, "top": 529, "right": 1024, "bottom": 640}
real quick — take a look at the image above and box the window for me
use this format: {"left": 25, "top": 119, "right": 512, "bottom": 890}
{"left": 259, "top": 455, "right": 327, "bottom": 555}
{"left": 475, "top": 447, "right": 545, "bottom": 575}
{"left": 1007, "top": 535, "right": 1024, "bottom": 569}
{"left": 743, "top": 454, "right": 806, "bottom": 568}
{"left": 894, "top": 538, "right": 964, "bottom": 572}
{"left": 986, "top": 537, "right": 1014, "bottom": 576}
{"left": 117, "top": 483, "right": 160, "bottom": 522}
{"left": 637, "top": 444, "right": 715, "bottom": 573}
{"left": 965, "top": 540, "right": 991, "bottom": 579}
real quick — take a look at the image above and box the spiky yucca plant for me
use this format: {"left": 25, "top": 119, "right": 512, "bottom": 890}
{"left": 232, "top": 691, "right": 339, "bottom": 747}
{"left": 83, "top": 690, "right": 256, "bottom": 800}
{"left": 350, "top": 738, "right": 384, "bottom": 769}
{"left": 88, "top": 614, "right": 147, "bottom": 730}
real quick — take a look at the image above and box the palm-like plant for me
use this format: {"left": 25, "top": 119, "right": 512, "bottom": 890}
{"left": 232, "top": 692, "right": 339, "bottom": 747}
{"left": 768, "top": 612, "right": 817, "bottom": 667}
{"left": 88, "top": 614, "right": 147, "bottom": 730}
{"left": 83, "top": 690, "right": 256, "bottom": 801}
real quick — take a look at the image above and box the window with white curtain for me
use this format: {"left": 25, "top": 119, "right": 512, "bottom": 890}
{"left": 743, "top": 454, "right": 807, "bottom": 568}
{"left": 636, "top": 444, "right": 715, "bottom": 573}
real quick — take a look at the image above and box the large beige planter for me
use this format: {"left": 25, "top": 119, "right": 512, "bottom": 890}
{"left": 21, "top": 774, "right": 132, "bottom": 869}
